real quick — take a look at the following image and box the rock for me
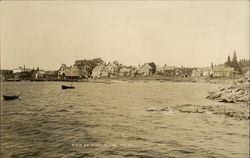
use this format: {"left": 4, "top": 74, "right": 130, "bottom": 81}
{"left": 147, "top": 107, "right": 158, "bottom": 111}
{"left": 228, "top": 86, "right": 234, "bottom": 89}
{"left": 220, "top": 88, "right": 225, "bottom": 91}
{"left": 160, "top": 107, "right": 169, "bottom": 111}
{"left": 238, "top": 78, "right": 244, "bottom": 83}
{"left": 235, "top": 88, "right": 242, "bottom": 92}
{"left": 147, "top": 107, "right": 170, "bottom": 112}
{"left": 178, "top": 106, "right": 206, "bottom": 113}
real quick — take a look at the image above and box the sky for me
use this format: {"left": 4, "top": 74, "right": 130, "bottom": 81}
{"left": 1, "top": 1, "right": 249, "bottom": 70}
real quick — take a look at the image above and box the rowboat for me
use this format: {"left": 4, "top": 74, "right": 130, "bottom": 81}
{"left": 6, "top": 79, "right": 21, "bottom": 82}
{"left": 62, "top": 85, "right": 75, "bottom": 90}
{"left": 3, "top": 95, "right": 20, "bottom": 101}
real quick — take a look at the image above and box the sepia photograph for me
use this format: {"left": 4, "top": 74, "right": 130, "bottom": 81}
{"left": 0, "top": 0, "right": 249, "bottom": 158}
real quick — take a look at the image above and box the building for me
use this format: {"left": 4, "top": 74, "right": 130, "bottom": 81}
{"left": 130, "top": 67, "right": 138, "bottom": 77}
{"left": 58, "top": 64, "right": 81, "bottom": 80}
{"left": 138, "top": 63, "right": 153, "bottom": 76}
{"left": 192, "top": 66, "right": 234, "bottom": 78}
{"left": 155, "top": 65, "right": 162, "bottom": 73}
{"left": 192, "top": 67, "right": 213, "bottom": 77}
{"left": 119, "top": 67, "right": 131, "bottom": 76}
{"left": 191, "top": 69, "right": 202, "bottom": 77}
{"left": 212, "top": 66, "right": 235, "bottom": 77}
{"left": 106, "top": 62, "right": 119, "bottom": 76}
{"left": 202, "top": 67, "right": 213, "bottom": 76}
{"left": 92, "top": 65, "right": 104, "bottom": 78}
{"left": 34, "top": 70, "right": 46, "bottom": 79}
{"left": 161, "top": 66, "right": 176, "bottom": 76}
{"left": 0, "top": 70, "right": 13, "bottom": 80}
{"left": 91, "top": 64, "right": 110, "bottom": 78}
{"left": 46, "top": 70, "right": 58, "bottom": 80}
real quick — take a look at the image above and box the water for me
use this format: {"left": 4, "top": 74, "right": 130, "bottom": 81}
{"left": 1, "top": 81, "right": 249, "bottom": 158}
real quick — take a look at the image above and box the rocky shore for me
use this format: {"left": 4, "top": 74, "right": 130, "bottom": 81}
{"left": 147, "top": 103, "right": 249, "bottom": 120}
{"left": 147, "top": 78, "right": 249, "bottom": 120}
{"left": 206, "top": 79, "right": 249, "bottom": 103}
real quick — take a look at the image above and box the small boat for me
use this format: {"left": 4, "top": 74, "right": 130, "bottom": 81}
{"left": 3, "top": 95, "right": 20, "bottom": 101}
{"left": 6, "top": 79, "right": 21, "bottom": 82}
{"left": 62, "top": 85, "right": 75, "bottom": 90}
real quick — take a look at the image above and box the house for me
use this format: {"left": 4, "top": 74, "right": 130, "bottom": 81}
{"left": 174, "top": 68, "right": 182, "bottom": 76}
{"left": 192, "top": 67, "right": 213, "bottom": 77}
{"left": 138, "top": 63, "right": 153, "bottom": 76}
{"left": 0, "top": 70, "right": 13, "bottom": 80}
{"left": 91, "top": 64, "right": 110, "bottom": 78}
{"left": 130, "top": 68, "right": 138, "bottom": 77}
{"left": 34, "top": 70, "right": 46, "bottom": 79}
{"left": 92, "top": 65, "right": 104, "bottom": 78}
{"left": 191, "top": 69, "right": 202, "bottom": 77}
{"left": 161, "top": 66, "right": 176, "bottom": 76}
{"left": 106, "top": 62, "right": 119, "bottom": 76}
{"left": 202, "top": 67, "right": 213, "bottom": 76}
{"left": 58, "top": 64, "right": 81, "bottom": 80}
{"left": 46, "top": 70, "right": 58, "bottom": 80}
{"left": 192, "top": 66, "right": 234, "bottom": 78}
{"left": 156, "top": 65, "right": 162, "bottom": 73}
{"left": 212, "top": 66, "right": 234, "bottom": 77}
{"left": 101, "top": 67, "right": 109, "bottom": 77}
{"left": 119, "top": 67, "right": 131, "bottom": 76}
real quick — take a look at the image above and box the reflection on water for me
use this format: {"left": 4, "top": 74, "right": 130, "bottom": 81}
{"left": 1, "top": 82, "right": 249, "bottom": 158}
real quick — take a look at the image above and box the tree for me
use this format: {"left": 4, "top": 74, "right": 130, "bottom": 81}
{"left": 113, "top": 60, "right": 119, "bottom": 66}
{"left": 225, "top": 55, "right": 231, "bottom": 67}
{"left": 232, "top": 50, "right": 237, "bottom": 63}
{"left": 112, "top": 60, "right": 123, "bottom": 72}
{"left": 238, "top": 59, "right": 250, "bottom": 74}
{"left": 231, "top": 50, "right": 239, "bottom": 71}
{"left": 74, "top": 58, "right": 104, "bottom": 76}
{"left": 148, "top": 62, "right": 156, "bottom": 74}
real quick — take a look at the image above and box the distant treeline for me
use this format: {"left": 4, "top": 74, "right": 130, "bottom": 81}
{"left": 224, "top": 51, "right": 249, "bottom": 74}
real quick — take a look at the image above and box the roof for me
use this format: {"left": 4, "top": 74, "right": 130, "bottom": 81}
{"left": 92, "top": 65, "right": 105, "bottom": 72}
{"left": 59, "top": 65, "right": 80, "bottom": 76}
{"left": 106, "top": 63, "right": 118, "bottom": 68}
{"left": 120, "top": 67, "right": 131, "bottom": 73}
{"left": 46, "top": 71, "right": 58, "bottom": 75}
{"left": 162, "top": 66, "right": 175, "bottom": 71}
{"left": 213, "top": 67, "right": 234, "bottom": 72}
{"left": 0, "top": 70, "right": 13, "bottom": 73}
{"left": 65, "top": 68, "right": 80, "bottom": 76}
{"left": 200, "top": 67, "right": 212, "bottom": 72}
{"left": 141, "top": 63, "right": 153, "bottom": 70}
{"left": 36, "top": 70, "right": 46, "bottom": 75}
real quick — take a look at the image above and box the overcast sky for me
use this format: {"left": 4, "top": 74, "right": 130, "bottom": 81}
{"left": 1, "top": 1, "right": 249, "bottom": 70}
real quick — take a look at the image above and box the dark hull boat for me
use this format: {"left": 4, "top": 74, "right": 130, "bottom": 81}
{"left": 3, "top": 95, "right": 20, "bottom": 101}
{"left": 6, "top": 79, "right": 21, "bottom": 82}
{"left": 62, "top": 85, "right": 75, "bottom": 90}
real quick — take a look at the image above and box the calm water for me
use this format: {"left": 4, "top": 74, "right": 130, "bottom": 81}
{"left": 1, "top": 81, "right": 249, "bottom": 158}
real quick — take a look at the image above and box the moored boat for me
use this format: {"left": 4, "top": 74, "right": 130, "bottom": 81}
{"left": 3, "top": 95, "right": 20, "bottom": 101}
{"left": 6, "top": 79, "right": 21, "bottom": 82}
{"left": 62, "top": 85, "right": 75, "bottom": 90}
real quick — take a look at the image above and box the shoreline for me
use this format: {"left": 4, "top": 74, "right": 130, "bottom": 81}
{"left": 2, "top": 75, "right": 245, "bottom": 84}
